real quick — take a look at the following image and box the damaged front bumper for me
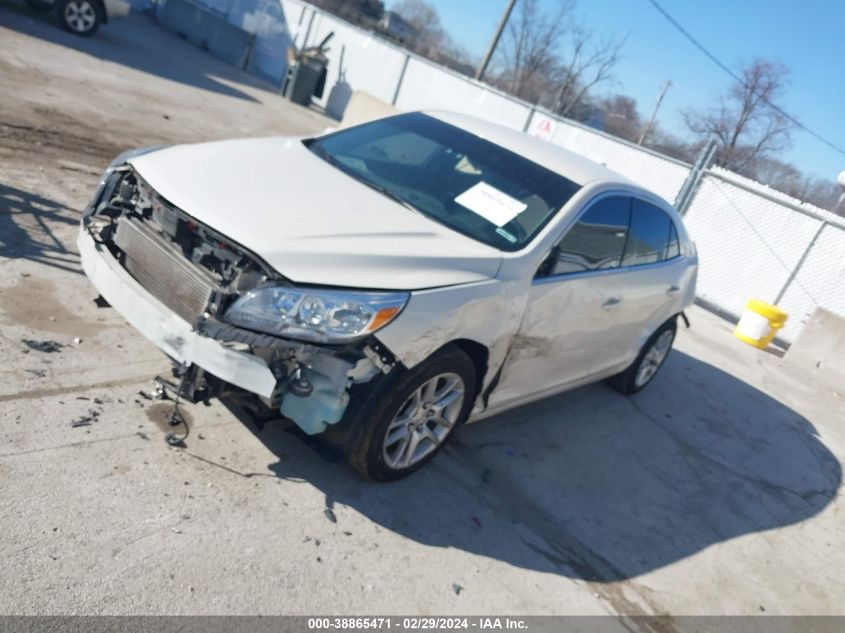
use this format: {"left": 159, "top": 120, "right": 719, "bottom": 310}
{"left": 78, "top": 228, "right": 278, "bottom": 397}
{"left": 77, "top": 228, "right": 383, "bottom": 434}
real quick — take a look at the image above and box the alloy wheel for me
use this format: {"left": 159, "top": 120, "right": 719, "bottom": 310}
{"left": 634, "top": 329, "right": 674, "bottom": 388}
{"left": 64, "top": 0, "right": 97, "bottom": 33}
{"left": 382, "top": 372, "right": 465, "bottom": 470}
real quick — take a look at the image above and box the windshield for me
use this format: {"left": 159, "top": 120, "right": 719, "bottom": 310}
{"left": 305, "top": 113, "right": 581, "bottom": 252}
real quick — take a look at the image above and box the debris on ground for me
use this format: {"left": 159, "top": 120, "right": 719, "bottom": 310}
{"left": 94, "top": 295, "right": 110, "bottom": 308}
{"left": 136, "top": 431, "right": 150, "bottom": 440}
{"left": 25, "top": 369, "right": 46, "bottom": 378}
{"left": 324, "top": 508, "right": 337, "bottom": 523}
{"left": 470, "top": 516, "right": 482, "bottom": 529}
{"left": 342, "top": 531, "right": 352, "bottom": 536}
{"left": 73, "top": 337, "right": 82, "bottom": 344}
{"left": 22, "top": 339, "right": 63, "bottom": 353}
{"left": 452, "top": 583, "right": 463, "bottom": 595}
{"left": 70, "top": 408, "right": 100, "bottom": 428}
{"left": 137, "top": 390, "right": 153, "bottom": 400}
{"left": 19, "top": 272, "right": 31, "bottom": 278}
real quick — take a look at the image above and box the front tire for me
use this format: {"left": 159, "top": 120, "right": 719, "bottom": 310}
{"left": 57, "top": 0, "right": 101, "bottom": 36}
{"left": 349, "top": 345, "right": 477, "bottom": 481}
{"left": 606, "top": 318, "right": 677, "bottom": 395}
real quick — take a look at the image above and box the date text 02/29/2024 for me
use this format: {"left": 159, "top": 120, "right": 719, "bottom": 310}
{"left": 307, "top": 617, "right": 529, "bottom": 630}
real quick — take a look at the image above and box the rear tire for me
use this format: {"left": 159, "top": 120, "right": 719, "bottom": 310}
{"left": 606, "top": 318, "right": 677, "bottom": 395}
{"left": 349, "top": 345, "right": 477, "bottom": 481}
{"left": 57, "top": 0, "right": 101, "bottom": 36}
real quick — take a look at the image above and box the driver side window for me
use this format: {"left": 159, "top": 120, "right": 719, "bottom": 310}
{"left": 541, "top": 195, "right": 632, "bottom": 277}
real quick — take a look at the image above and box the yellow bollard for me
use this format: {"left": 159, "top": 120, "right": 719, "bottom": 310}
{"left": 734, "top": 299, "right": 788, "bottom": 349}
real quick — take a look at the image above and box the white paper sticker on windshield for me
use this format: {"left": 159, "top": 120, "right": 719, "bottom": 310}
{"left": 455, "top": 182, "right": 527, "bottom": 227}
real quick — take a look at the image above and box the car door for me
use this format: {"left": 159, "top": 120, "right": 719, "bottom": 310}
{"left": 587, "top": 198, "right": 688, "bottom": 375}
{"left": 488, "top": 194, "right": 634, "bottom": 407}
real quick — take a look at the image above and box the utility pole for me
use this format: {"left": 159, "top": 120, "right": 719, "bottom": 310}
{"left": 637, "top": 80, "right": 672, "bottom": 146}
{"left": 475, "top": 0, "right": 517, "bottom": 81}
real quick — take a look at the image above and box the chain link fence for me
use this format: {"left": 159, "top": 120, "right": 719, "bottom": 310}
{"left": 684, "top": 169, "right": 845, "bottom": 343}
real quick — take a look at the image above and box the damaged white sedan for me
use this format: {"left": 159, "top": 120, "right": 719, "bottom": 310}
{"left": 78, "top": 111, "right": 697, "bottom": 480}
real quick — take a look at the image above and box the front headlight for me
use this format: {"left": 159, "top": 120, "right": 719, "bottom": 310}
{"left": 224, "top": 286, "right": 409, "bottom": 343}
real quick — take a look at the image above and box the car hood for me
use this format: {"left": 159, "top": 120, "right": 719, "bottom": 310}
{"left": 129, "top": 138, "right": 502, "bottom": 290}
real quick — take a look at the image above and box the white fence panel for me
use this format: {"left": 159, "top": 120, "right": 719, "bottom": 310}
{"left": 777, "top": 224, "right": 845, "bottom": 342}
{"left": 394, "top": 59, "right": 532, "bottom": 130}
{"left": 540, "top": 116, "right": 690, "bottom": 204}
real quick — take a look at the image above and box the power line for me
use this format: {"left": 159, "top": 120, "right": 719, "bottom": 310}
{"left": 644, "top": 0, "right": 845, "bottom": 157}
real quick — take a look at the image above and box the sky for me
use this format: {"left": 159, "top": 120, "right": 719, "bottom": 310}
{"left": 384, "top": 0, "right": 845, "bottom": 181}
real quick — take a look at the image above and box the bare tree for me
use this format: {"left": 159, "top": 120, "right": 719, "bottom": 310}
{"left": 597, "top": 94, "right": 642, "bottom": 142}
{"left": 683, "top": 58, "right": 793, "bottom": 173}
{"left": 391, "top": 0, "right": 471, "bottom": 71}
{"left": 495, "top": 0, "right": 572, "bottom": 102}
{"left": 392, "top": 0, "right": 442, "bottom": 44}
{"left": 552, "top": 26, "right": 625, "bottom": 116}
{"left": 491, "top": 0, "right": 623, "bottom": 112}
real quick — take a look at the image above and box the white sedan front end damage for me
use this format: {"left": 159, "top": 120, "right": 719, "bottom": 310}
{"left": 79, "top": 111, "right": 697, "bottom": 479}
{"left": 78, "top": 162, "right": 400, "bottom": 436}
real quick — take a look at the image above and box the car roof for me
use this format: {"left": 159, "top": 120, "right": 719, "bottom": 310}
{"left": 426, "top": 110, "right": 636, "bottom": 189}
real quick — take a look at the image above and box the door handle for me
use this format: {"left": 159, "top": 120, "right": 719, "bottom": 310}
{"left": 602, "top": 297, "right": 622, "bottom": 310}
{"left": 667, "top": 285, "right": 681, "bottom": 295}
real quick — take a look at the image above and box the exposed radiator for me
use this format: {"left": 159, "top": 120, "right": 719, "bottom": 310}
{"left": 113, "top": 216, "right": 218, "bottom": 324}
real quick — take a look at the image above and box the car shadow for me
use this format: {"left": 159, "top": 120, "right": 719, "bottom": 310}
{"left": 0, "top": 183, "right": 82, "bottom": 275}
{"left": 0, "top": 2, "right": 269, "bottom": 102}
{"left": 226, "top": 349, "right": 841, "bottom": 582}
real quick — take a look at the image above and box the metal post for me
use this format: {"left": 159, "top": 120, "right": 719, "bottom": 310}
{"left": 522, "top": 105, "right": 536, "bottom": 132}
{"left": 674, "top": 138, "right": 717, "bottom": 215}
{"left": 638, "top": 80, "right": 671, "bottom": 145}
{"left": 774, "top": 221, "right": 827, "bottom": 305}
{"left": 302, "top": 9, "right": 316, "bottom": 49}
{"left": 475, "top": 0, "right": 517, "bottom": 81}
{"left": 392, "top": 54, "right": 410, "bottom": 106}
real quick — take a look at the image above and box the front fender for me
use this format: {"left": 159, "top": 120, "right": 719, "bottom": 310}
{"left": 375, "top": 278, "right": 526, "bottom": 403}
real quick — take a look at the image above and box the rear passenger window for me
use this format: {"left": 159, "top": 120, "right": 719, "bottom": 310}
{"left": 622, "top": 200, "right": 675, "bottom": 266}
{"left": 550, "top": 196, "right": 631, "bottom": 275}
